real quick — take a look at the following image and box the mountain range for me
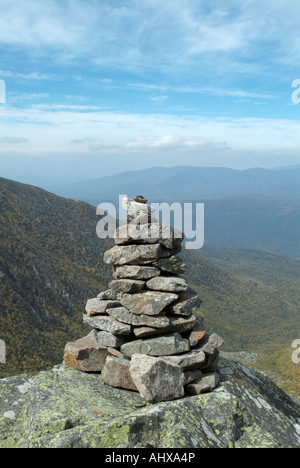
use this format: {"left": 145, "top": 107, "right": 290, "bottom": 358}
{"left": 0, "top": 176, "right": 299, "bottom": 397}
{"left": 51, "top": 166, "right": 300, "bottom": 203}
{"left": 49, "top": 166, "right": 300, "bottom": 259}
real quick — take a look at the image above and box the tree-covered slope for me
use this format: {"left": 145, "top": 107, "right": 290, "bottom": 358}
{"left": 182, "top": 246, "right": 300, "bottom": 396}
{"left": 204, "top": 196, "right": 300, "bottom": 259}
{"left": 0, "top": 177, "right": 112, "bottom": 377}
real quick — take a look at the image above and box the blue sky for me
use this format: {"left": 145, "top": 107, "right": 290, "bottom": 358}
{"left": 0, "top": 0, "right": 299, "bottom": 186}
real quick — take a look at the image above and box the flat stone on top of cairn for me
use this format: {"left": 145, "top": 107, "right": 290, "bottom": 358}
{"left": 64, "top": 195, "right": 224, "bottom": 403}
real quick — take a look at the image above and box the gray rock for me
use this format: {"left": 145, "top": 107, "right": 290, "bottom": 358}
{"left": 121, "top": 333, "right": 190, "bottom": 358}
{"left": 129, "top": 354, "right": 185, "bottom": 403}
{"left": 154, "top": 255, "right": 186, "bottom": 275}
{"left": 107, "top": 307, "right": 170, "bottom": 329}
{"left": 95, "top": 330, "right": 126, "bottom": 348}
{"left": 104, "top": 244, "right": 168, "bottom": 266}
{"left": 109, "top": 279, "right": 145, "bottom": 293}
{"left": 97, "top": 289, "right": 123, "bottom": 301}
{"left": 197, "top": 334, "right": 224, "bottom": 356}
{"left": 146, "top": 276, "right": 188, "bottom": 293}
{"left": 115, "top": 223, "right": 184, "bottom": 251}
{"left": 0, "top": 372, "right": 37, "bottom": 447}
{"left": 107, "top": 347, "right": 125, "bottom": 359}
{"left": 130, "top": 213, "right": 160, "bottom": 225}
{"left": 85, "top": 298, "right": 121, "bottom": 316}
{"left": 133, "top": 326, "right": 163, "bottom": 338}
{"left": 134, "top": 195, "right": 148, "bottom": 204}
{"left": 168, "top": 287, "right": 202, "bottom": 316}
{"left": 183, "top": 370, "right": 203, "bottom": 386}
{"left": 168, "top": 314, "right": 197, "bottom": 333}
{"left": 201, "top": 350, "right": 220, "bottom": 373}
{"left": 122, "top": 196, "right": 153, "bottom": 210}
{"left": 186, "top": 373, "right": 220, "bottom": 395}
{"left": 2, "top": 356, "right": 300, "bottom": 448}
{"left": 162, "top": 351, "right": 206, "bottom": 370}
{"left": 114, "top": 265, "right": 161, "bottom": 280}
{"left": 63, "top": 333, "right": 109, "bottom": 373}
{"left": 132, "top": 314, "right": 196, "bottom": 338}
{"left": 83, "top": 315, "right": 132, "bottom": 336}
{"left": 122, "top": 197, "right": 155, "bottom": 224}
{"left": 188, "top": 317, "right": 207, "bottom": 347}
{"left": 121, "top": 290, "right": 178, "bottom": 316}
{"left": 102, "top": 356, "right": 138, "bottom": 392}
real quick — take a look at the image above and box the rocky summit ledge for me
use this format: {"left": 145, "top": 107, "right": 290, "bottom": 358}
{"left": 0, "top": 356, "right": 300, "bottom": 449}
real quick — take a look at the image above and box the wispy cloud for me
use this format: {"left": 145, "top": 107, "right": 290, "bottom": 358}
{"left": 0, "top": 70, "right": 58, "bottom": 80}
{"left": 0, "top": 105, "right": 299, "bottom": 154}
{"left": 150, "top": 96, "right": 169, "bottom": 103}
{"left": 128, "top": 83, "right": 275, "bottom": 100}
{"left": 0, "top": 136, "right": 29, "bottom": 144}
{"left": 0, "top": 0, "right": 299, "bottom": 73}
{"left": 8, "top": 92, "right": 51, "bottom": 102}
{"left": 0, "top": 0, "right": 299, "bottom": 180}
{"left": 32, "top": 104, "right": 104, "bottom": 111}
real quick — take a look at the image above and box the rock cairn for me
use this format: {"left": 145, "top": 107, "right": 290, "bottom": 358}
{"left": 64, "top": 195, "right": 224, "bottom": 403}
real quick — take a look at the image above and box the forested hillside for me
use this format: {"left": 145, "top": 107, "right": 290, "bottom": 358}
{"left": 182, "top": 247, "right": 300, "bottom": 396}
{"left": 0, "top": 177, "right": 112, "bottom": 377}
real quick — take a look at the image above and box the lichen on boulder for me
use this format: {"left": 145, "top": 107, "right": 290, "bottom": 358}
{"left": 1, "top": 356, "right": 299, "bottom": 449}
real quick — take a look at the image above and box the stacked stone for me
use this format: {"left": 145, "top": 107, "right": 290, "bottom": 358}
{"left": 64, "top": 195, "right": 223, "bottom": 403}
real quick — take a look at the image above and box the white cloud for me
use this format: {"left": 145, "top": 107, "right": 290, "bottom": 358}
{"left": 123, "top": 136, "right": 229, "bottom": 152}
{"left": 32, "top": 104, "right": 103, "bottom": 111}
{"left": 8, "top": 92, "right": 51, "bottom": 102}
{"left": 129, "top": 82, "right": 274, "bottom": 100}
{"left": 0, "top": 0, "right": 298, "bottom": 73}
{"left": 0, "top": 70, "right": 57, "bottom": 80}
{"left": 0, "top": 0, "right": 299, "bottom": 181}
{"left": 0, "top": 136, "right": 29, "bottom": 144}
{"left": 128, "top": 83, "right": 167, "bottom": 92}
{"left": 0, "top": 105, "right": 298, "bottom": 158}
{"left": 150, "top": 96, "right": 169, "bottom": 103}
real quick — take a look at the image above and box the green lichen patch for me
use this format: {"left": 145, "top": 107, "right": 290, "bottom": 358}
{"left": 1, "top": 358, "right": 299, "bottom": 448}
{"left": 0, "top": 373, "right": 35, "bottom": 448}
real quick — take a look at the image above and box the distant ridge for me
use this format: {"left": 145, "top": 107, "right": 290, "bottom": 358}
{"left": 52, "top": 166, "right": 300, "bottom": 203}
{"left": 47, "top": 166, "right": 300, "bottom": 259}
